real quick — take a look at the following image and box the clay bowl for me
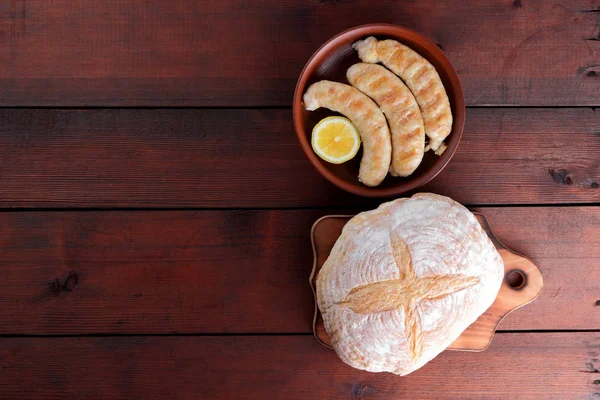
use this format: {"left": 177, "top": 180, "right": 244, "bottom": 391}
{"left": 293, "top": 24, "right": 465, "bottom": 197}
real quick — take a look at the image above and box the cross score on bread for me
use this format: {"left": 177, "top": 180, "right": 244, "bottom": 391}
{"left": 335, "top": 231, "right": 480, "bottom": 361}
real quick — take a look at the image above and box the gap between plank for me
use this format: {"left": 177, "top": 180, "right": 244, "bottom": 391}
{"left": 0, "top": 203, "right": 599, "bottom": 213}
{"left": 0, "top": 329, "right": 598, "bottom": 339}
{"left": 0, "top": 105, "right": 596, "bottom": 110}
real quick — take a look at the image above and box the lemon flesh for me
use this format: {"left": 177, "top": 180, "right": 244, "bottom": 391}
{"left": 311, "top": 116, "right": 361, "bottom": 164}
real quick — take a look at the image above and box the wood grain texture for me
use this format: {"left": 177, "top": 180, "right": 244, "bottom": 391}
{"left": 0, "top": 333, "right": 598, "bottom": 399}
{"left": 478, "top": 206, "right": 600, "bottom": 331}
{"left": 0, "top": 0, "right": 598, "bottom": 106}
{"left": 0, "top": 207, "right": 597, "bottom": 335}
{"left": 0, "top": 210, "right": 318, "bottom": 335}
{"left": 0, "top": 108, "right": 598, "bottom": 208}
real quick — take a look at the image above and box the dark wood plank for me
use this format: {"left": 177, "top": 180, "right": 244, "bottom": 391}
{"left": 477, "top": 207, "right": 600, "bottom": 331}
{"left": 0, "top": 207, "right": 597, "bottom": 335}
{"left": 0, "top": 108, "right": 598, "bottom": 208}
{"left": 0, "top": 210, "right": 317, "bottom": 335}
{"left": 0, "top": 1, "right": 598, "bottom": 106}
{"left": 422, "top": 108, "right": 600, "bottom": 205}
{"left": 0, "top": 333, "right": 597, "bottom": 399}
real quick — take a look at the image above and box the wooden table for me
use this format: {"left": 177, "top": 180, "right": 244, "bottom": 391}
{"left": 0, "top": 1, "right": 598, "bottom": 399}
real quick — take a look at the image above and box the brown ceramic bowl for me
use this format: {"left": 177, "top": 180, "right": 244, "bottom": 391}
{"left": 293, "top": 24, "right": 465, "bottom": 197}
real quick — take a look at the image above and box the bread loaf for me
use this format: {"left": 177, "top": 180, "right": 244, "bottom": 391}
{"left": 316, "top": 193, "right": 503, "bottom": 375}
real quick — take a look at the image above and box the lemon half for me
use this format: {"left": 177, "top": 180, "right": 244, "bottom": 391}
{"left": 311, "top": 116, "right": 361, "bottom": 164}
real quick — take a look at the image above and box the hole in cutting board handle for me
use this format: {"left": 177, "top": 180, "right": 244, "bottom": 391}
{"left": 506, "top": 269, "right": 527, "bottom": 290}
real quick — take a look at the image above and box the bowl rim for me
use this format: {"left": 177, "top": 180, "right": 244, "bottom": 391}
{"left": 292, "top": 23, "right": 466, "bottom": 198}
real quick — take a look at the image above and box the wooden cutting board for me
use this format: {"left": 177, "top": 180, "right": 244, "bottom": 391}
{"left": 309, "top": 213, "right": 543, "bottom": 352}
